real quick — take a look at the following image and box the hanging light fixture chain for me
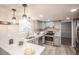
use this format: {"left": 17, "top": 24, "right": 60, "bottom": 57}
{"left": 12, "top": 8, "right": 16, "bottom": 20}
{"left": 22, "top": 4, "right": 28, "bottom": 18}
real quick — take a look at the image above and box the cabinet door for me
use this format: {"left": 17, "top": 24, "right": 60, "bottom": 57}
{"left": 53, "top": 36, "right": 61, "bottom": 46}
{"left": 34, "top": 38, "right": 39, "bottom": 44}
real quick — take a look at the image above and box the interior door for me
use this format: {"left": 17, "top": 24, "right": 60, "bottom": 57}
{"left": 61, "top": 22, "right": 72, "bottom": 46}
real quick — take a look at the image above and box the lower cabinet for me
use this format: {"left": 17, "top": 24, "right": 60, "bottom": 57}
{"left": 34, "top": 38, "right": 39, "bottom": 45}
{"left": 53, "top": 36, "right": 61, "bottom": 46}
{"left": 38, "top": 37, "right": 43, "bottom": 45}
{"left": 34, "top": 37, "right": 45, "bottom": 45}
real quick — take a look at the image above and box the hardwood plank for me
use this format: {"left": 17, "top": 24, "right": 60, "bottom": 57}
{"left": 41, "top": 44, "right": 76, "bottom": 55}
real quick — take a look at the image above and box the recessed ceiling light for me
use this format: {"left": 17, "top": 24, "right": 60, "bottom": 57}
{"left": 70, "top": 9, "right": 77, "bottom": 12}
{"left": 39, "top": 14, "right": 43, "bottom": 18}
{"left": 66, "top": 17, "right": 70, "bottom": 20}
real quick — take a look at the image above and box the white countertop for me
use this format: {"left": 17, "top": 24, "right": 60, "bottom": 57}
{"left": 1, "top": 42, "right": 45, "bottom": 55}
{"left": 25, "top": 32, "right": 46, "bottom": 42}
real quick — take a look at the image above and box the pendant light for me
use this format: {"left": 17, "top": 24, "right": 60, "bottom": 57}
{"left": 12, "top": 8, "right": 16, "bottom": 24}
{"left": 19, "top": 4, "right": 31, "bottom": 33}
{"left": 20, "top": 4, "right": 31, "bottom": 28}
{"left": 22, "top": 4, "right": 28, "bottom": 19}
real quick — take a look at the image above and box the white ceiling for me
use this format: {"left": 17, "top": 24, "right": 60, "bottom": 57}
{"left": 0, "top": 4, "right": 79, "bottom": 21}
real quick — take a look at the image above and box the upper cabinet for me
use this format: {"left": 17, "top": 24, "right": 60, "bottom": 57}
{"left": 36, "top": 20, "right": 55, "bottom": 31}
{"left": 36, "top": 20, "right": 46, "bottom": 31}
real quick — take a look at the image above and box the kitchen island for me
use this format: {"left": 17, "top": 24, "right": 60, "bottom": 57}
{"left": 0, "top": 31, "right": 46, "bottom": 55}
{"left": 0, "top": 42, "right": 45, "bottom": 55}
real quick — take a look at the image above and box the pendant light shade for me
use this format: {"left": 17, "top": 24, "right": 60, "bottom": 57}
{"left": 12, "top": 8, "right": 16, "bottom": 24}
{"left": 22, "top": 4, "right": 28, "bottom": 19}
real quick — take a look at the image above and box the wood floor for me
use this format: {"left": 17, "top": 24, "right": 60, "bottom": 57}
{"left": 41, "top": 44, "right": 76, "bottom": 55}
{"left": 0, "top": 48, "right": 10, "bottom": 55}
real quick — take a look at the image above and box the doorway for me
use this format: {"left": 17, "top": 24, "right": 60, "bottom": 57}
{"left": 61, "top": 22, "right": 72, "bottom": 46}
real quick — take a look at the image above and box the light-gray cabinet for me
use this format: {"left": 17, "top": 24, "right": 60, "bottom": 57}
{"left": 53, "top": 36, "right": 61, "bottom": 46}
{"left": 34, "top": 38, "right": 39, "bottom": 44}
